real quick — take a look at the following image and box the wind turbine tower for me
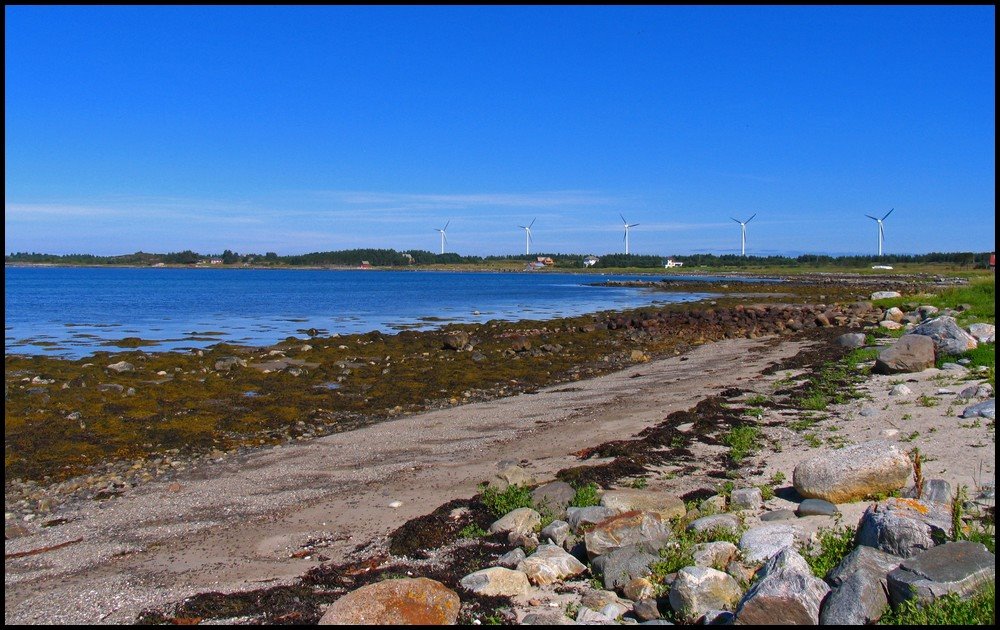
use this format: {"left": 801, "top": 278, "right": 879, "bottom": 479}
{"left": 620, "top": 214, "right": 639, "bottom": 255}
{"left": 435, "top": 220, "right": 450, "bottom": 255}
{"left": 518, "top": 218, "right": 536, "bottom": 256}
{"left": 865, "top": 209, "right": 894, "bottom": 257}
{"left": 731, "top": 213, "right": 756, "bottom": 257}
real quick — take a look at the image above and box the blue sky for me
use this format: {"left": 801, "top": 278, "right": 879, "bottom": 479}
{"left": 5, "top": 5, "right": 995, "bottom": 257}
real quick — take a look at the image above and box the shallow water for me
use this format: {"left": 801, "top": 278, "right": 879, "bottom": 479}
{"left": 5, "top": 266, "right": 719, "bottom": 359}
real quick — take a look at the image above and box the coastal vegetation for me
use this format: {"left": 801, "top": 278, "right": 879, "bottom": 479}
{"left": 6, "top": 248, "right": 994, "bottom": 271}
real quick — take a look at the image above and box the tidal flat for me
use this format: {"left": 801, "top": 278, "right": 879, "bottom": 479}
{"left": 3, "top": 273, "right": 962, "bottom": 503}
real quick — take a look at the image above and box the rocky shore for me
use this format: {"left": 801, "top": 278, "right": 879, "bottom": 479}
{"left": 5, "top": 276, "right": 995, "bottom": 624}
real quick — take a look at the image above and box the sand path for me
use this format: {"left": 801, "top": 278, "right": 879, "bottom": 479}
{"left": 5, "top": 336, "right": 807, "bottom": 624}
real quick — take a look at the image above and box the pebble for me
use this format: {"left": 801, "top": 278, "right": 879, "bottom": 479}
{"left": 389, "top": 501, "right": 403, "bottom": 508}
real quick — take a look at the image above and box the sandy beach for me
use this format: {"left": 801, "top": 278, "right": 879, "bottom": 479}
{"left": 5, "top": 335, "right": 806, "bottom": 624}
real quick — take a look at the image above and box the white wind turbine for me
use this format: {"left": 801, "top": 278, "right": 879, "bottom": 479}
{"left": 865, "top": 208, "right": 893, "bottom": 257}
{"left": 731, "top": 213, "right": 756, "bottom": 257}
{"left": 518, "top": 218, "right": 536, "bottom": 256}
{"left": 435, "top": 220, "right": 450, "bottom": 255}
{"left": 620, "top": 214, "right": 639, "bottom": 255}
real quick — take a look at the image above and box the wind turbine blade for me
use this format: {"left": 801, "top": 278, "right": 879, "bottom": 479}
{"left": 746, "top": 213, "right": 756, "bottom": 223}
{"left": 731, "top": 218, "right": 741, "bottom": 224}
{"left": 443, "top": 220, "right": 450, "bottom": 231}
{"left": 528, "top": 218, "right": 536, "bottom": 229}
{"left": 443, "top": 232, "right": 448, "bottom": 244}
{"left": 619, "top": 213, "right": 627, "bottom": 225}
{"left": 630, "top": 223, "right": 640, "bottom": 228}
{"left": 518, "top": 225, "right": 527, "bottom": 230}
{"left": 865, "top": 214, "right": 878, "bottom": 221}
{"left": 882, "top": 208, "right": 893, "bottom": 221}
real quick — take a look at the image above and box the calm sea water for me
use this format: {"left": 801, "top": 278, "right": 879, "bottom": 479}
{"left": 4, "top": 266, "right": 719, "bottom": 359}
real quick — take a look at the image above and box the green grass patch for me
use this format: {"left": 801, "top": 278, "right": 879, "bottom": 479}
{"left": 479, "top": 483, "right": 533, "bottom": 518}
{"left": 569, "top": 482, "right": 601, "bottom": 508}
{"left": 722, "top": 425, "right": 762, "bottom": 464}
{"left": 879, "top": 584, "right": 995, "bottom": 625}
{"left": 804, "top": 525, "right": 856, "bottom": 579}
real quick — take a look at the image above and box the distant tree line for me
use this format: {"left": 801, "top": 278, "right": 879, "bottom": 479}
{"left": 5, "top": 249, "right": 994, "bottom": 269}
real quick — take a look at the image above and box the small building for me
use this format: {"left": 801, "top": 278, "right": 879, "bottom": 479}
{"left": 359, "top": 260, "right": 372, "bottom": 269}
{"left": 664, "top": 259, "right": 684, "bottom": 268}
{"left": 209, "top": 258, "right": 223, "bottom": 265}
{"left": 583, "top": 255, "right": 600, "bottom": 268}
{"left": 990, "top": 252, "right": 995, "bottom": 271}
{"left": 536, "top": 256, "right": 554, "bottom": 266}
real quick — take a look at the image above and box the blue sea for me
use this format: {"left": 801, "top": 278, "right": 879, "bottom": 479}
{"left": 4, "top": 266, "right": 721, "bottom": 359}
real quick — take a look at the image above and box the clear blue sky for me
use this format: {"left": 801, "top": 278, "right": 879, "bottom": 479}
{"left": 5, "top": 5, "right": 995, "bottom": 257}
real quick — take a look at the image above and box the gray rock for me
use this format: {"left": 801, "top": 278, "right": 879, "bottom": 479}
{"left": 686, "top": 514, "right": 741, "bottom": 536}
{"left": 738, "top": 524, "right": 799, "bottom": 565}
{"left": 541, "top": 520, "right": 571, "bottom": 547}
{"left": 632, "top": 599, "right": 661, "bottom": 622}
{"left": 585, "top": 511, "right": 672, "bottom": 560}
{"left": 796, "top": 498, "right": 838, "bottom": 517}
{"left": 733, "top": 558, "right": 829, "bottom": 624}
{"left": 532, "top": 481, "right": 577, "bottom": 517}
{"left": 729, "top": 488, "right": 763, "bottom": 512}
{"left": 890, "top": 384, "right": 913, "bottom": 397}
{"left": 940, "top": 363, "right": 970, "bottom": 375}
{"left": 600, "top": 601, "right": 630, "bottom": 620}
{"left": 835, "top": 333, "right": 867, "bottom": 349}
{"left": 517, "top": 544, "right": 588, "bottom": 586}
{"left": 566, "top": 506, "right": 622, "bottom": 534}
{"left": 756, "top": 548, "right": 812, "bottom": 581}
{"left": 917, "top": 305, "right": 940, "bottom": 319}
{"left": 870, "top": 291, "right": 901, "bottom": 300}
{"left": 442, "top": 331, "right": 470, "bottom": 350}
{"left": 792, "top": 440, "right": 912, "bottom": 504}
{"left": 489, "top": 507, "right": 541, "bottom": 536}
{"left": 691, "top": 541, "right": 739, "bottom": 570}
{"left": 759, "top": 509, "right": 797, "bottom": 522}
{"left": 600, "top": 489, "right": 686, "bottom": 521}
{"left": 106, "top": 360, "right": 135, "bottom": 373}
{"left": 521, "top": 612, "right": 577, "bottom": 625}
{"left": 827, "top": 545, "right": 902, "bottom": 587}
{"left": 873, "top": 335, "right": 936, "bottom": 374}
{"left": 459, "top": 567, "right": 531, "bottom": 597}
{"left": 591, "top": 544, "right": 660, "bottom": 591}
{"left": 576, "top": 607, "right": 615, "bottom": 624}
{"left": 497, "top": 547, "right": 527, "bottom": 568}
{"left": 911, "top": 316, "right": 978, "bottom": 355}
{"left": 908, "top": 478, "right": 952, "bottom": 506}
{"left": 669, "top": 567, "right": 742, "bottom": 623}
{"left": 699, "top": 495, "right": 727, "bottom": 514}
{"left": 703, "top": 610, "right": 735, "bottom": 625}
{"left": 213, "top": 356, "right": 246, "bottom": 371}
{"left": 961, "top": 399, "right": 995, "bottom": 420}
{"left": 887, "top": 541, "right": 995, "bottom": 606}
{"left": 489, "top": 463, "right": 536, "bottom": 490}
{"left": 966, "top": 322, "right": 995, "bottom": 344}
{"left": 859, "top": 407, "right": 879, "bottom": 417}
{"left": 856, "top": 498, "right": 951, "bottom": 558}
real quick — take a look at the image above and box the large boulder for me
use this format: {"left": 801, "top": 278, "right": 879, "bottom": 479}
{"left": 318, "top": 577, "right": 460, "bottom": 625}
{"left": 792, "top": 440, "right": 912, "bottom": 504}
{"left": 737, "top": 524, "right": 799, "bottom": 565}
{"left": 873, "top": 335, "right": 936, "bottom": 374}
{"left": 488, "top": 462, "right": 536, "bottom": 491}
{"left": 591, "top": 543, "right": 660, "bottom": 591}
{"left": 733, "top": 551, "right": 829, "bottom": 624}
{"left": 961, "top": 399, "right": 995, "bottom": 421}
{"left": 600, "top": 489, "right": 686, "bottom": 521}
{"left": 855, "top": 497, "right": 951, "bottom": 558}
{"left": 910, "top": 316, "right": 977, "bottom": 355}
{"left": 584, "top": 510, "right": 672, "bottom": 559}
{"left": 820, "top": 546, "right": 902, "bottom": 625}
{"left": 835, "top": 332, "right": 867, "bottom": 349}
{"left": 871, "top": 291, "right": 901, "bottom": 300}
{"left": 668, "top": 567, "right": 742, "bottom": 623}
{"left": 887, "top": 541, "right": 995, "bottom": 606}
{"left": 686, "top": 514, "right": 741, "bottom": 536}
{"left": 566, "top": 506, "right": 622, "bottom": 533}
{"left": 517, "top": 543, "right": 588, "bottom": 585}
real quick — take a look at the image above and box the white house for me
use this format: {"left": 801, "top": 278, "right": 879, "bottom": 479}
{"left": 664, "top": 259, "right": 684, "bottom": 268}
{"left": 583, "top": 255, "right": 600, "bottom": 267}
